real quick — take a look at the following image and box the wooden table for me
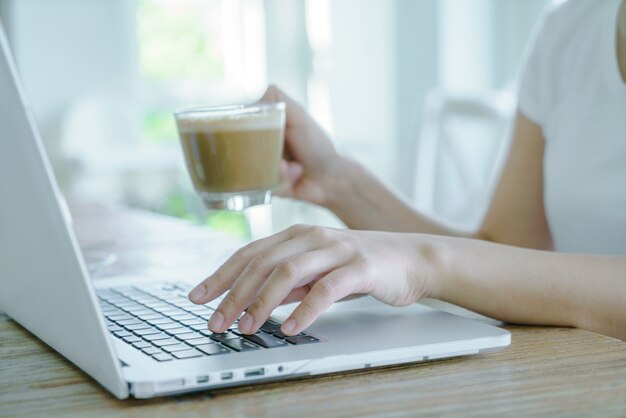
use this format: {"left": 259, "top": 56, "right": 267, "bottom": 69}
{"left": 1, "top": 204, "right": 626, "bottom": 417}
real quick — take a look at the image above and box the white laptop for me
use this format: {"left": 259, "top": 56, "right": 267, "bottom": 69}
{"left": 0, "top": 23, "right": 510, "bottom": 399}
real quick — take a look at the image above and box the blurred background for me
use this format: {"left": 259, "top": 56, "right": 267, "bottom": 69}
{"left": 0, "top": 0, "right": 549, "bottom": 238}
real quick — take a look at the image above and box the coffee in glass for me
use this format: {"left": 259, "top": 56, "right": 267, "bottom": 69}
{"left": 175, "top": 102, "right": 285, "bottom": 210}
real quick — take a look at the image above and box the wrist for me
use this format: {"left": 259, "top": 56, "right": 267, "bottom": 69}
{"left": 319, "top": 156, "right": 364, "bottom": 211}
{"left": 415, "top": 235, "right": 455, "bottom": 301}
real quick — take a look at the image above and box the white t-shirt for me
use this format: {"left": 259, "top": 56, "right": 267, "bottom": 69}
{"left": 518, "top": 0, "right": 626, "bottom": 255}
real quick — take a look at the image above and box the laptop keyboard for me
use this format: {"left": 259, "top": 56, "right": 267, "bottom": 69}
{"left": 97, "top": 282, "right": 320, "bottom": 362}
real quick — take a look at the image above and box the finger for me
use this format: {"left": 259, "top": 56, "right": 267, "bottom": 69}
{"left": 259, "top": 85, "right": 308, "bottom": 128}
{"left": 281, "top": 264, "right": 364, "bottom": 336}
{"left": 238, "top": 246, "right": 351, "bottom": 334}
{"left": 188, "top": 226, "right": 299, "bottom": 304}
{"left": 274, "top": 160, "right": 294, "bottom": 198}
{"left": 275, "top": 160, "right": 304, "bottom": 198}
{"left": 208, "top": 232, "right": 322, "bottom": 333}
{"left": 279, "top": 287, "right": 309, "bottom": 305}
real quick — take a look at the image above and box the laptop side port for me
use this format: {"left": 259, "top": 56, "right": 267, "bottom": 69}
{"left": 221, "top": 371, "right": 234, "bottom": 381}
{"left": 244, "top": 368, "right": 265, "bottom": 378}
{"left": 196, "top": 375, "right": 209, "bottom": 384}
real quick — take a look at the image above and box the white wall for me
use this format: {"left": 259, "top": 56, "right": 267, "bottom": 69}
{"left": 326, "top": 0, "right": 398, "bottom": 185}
{"left": 0, "top": 0, "right": 137, "bottom": 158}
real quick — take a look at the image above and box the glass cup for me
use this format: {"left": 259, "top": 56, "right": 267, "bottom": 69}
{"left": 174, "top": 102, "right": 285, "bottom": 211}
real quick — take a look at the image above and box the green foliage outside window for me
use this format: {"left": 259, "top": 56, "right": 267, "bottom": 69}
{"left": 137, "top": 0, "right": 223, "bottom": 82}
{"left": 137, "top": 0, "right": 252, "bottom": 238}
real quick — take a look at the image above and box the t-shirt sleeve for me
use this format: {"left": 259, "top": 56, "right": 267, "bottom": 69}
{"left": 516, "top": 5, "right": 556, "bottom": 126}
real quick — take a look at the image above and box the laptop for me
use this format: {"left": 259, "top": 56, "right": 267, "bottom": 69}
{"left": 0, "top": 22, "right": 510, "bottom": 399}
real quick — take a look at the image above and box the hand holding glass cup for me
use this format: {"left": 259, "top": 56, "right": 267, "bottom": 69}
{"left": 175, "top": 102, "right": 286, "bottom": 211}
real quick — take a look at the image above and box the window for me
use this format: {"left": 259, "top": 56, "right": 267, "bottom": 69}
{"left": 134, "top": 0, "right": 267, "bottom": 236}
{"left": 137, "top": 0, "right": 267, "bottom": 145}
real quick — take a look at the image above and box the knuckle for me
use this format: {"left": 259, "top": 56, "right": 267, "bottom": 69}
{"left": 246, "top": 256, "right": 267, "bottom": 275}
{"left": 307, "top": 225, "right": 331, "bottom": 241}
{"left": 221, "top": 292, "right": 244, "bottom": 313}
{"left": 250, "top": 293, "right": 271, "bottom": 315}
{"left": 287, "top": 223, "right": 306, "bottom": 235}
{"left": 354, "top": 255, "right": 376, "bottom": 275}
{"left": 332, "top": 238, "right": 352, "bottom": 254}
{"left": 312, "top": 279, "right": 337, "bottom": 300}
{"left": 233, "top": 244, "right": 254, "bottom": 262}
{"left": 209, "top": 269, "right": 226, "bottom": 285}
{"left": 274, "top": 260, "right": 298, "bottom": 281}
{"left": 295, "top": 300, "right": 315, "bottom": 319}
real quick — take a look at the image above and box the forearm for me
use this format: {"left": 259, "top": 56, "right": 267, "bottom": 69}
{"left": 429, "top": 237, "right": 626, "bottom": 340}
{"left": 325, "top": 158, "right": 473, "bottom": 237}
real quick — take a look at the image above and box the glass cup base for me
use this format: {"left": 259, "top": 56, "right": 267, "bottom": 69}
{"left": 200, "top": 190, "right": 272, "bottom": 211}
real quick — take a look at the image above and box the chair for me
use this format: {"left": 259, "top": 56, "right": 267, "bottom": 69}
{"left": 413, "top": 89, "right": 516, "bottom": 229}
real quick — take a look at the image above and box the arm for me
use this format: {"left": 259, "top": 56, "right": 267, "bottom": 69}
{"left": 188, "top": 225, "right": 626, "bottom": 341}
{"left": 266, "top": 86, "right": 552, "bottom": 250}
{"left": 188, "top": 87, "right": 624, "bottom": 341}
{"left": 432, "top": 236, "right": 626, "bottom": 340}
{"left": 323, "top": 111, "right": 553, "bottom": 250}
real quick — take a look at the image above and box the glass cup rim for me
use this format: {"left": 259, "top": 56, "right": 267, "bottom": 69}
{"left": 174, "top": 102, "right": 285, "bottom": 119}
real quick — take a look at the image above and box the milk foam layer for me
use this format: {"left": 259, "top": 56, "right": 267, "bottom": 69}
{"left": 176, "top": 108, "right": 284, "bottom": 133}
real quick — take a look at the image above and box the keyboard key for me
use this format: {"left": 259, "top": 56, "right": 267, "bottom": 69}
{"left": 142, "top": 346, "right": 161, "bottom": 355}
{"left": 125, "top": 308, "right": 152, "bottom": 316}
{"left": 132, "top": 341, "right": 152, "bottom": 349}
{"left": 186, "top": 306, "right": 214, "bottom": 314}
{"left": 273, "top": 330, "right": 304, "bottom": 339}
{"left": 180, "top": 318, "right": 205, "bottom": 326}
{"left": 152, "top": 353, "right": 173, "bottom": 362}
{"left": 166, "top": 327, "right": 192, "bottom": 335}
{"left": 243, "top": 333, "right": 288, "bottom": 348}
{"left": 148, "top": 318, "right": 172, "bottom": 325}
{"left": 260, "top": 321, "right": 281, "bottom": 334}
{"left": 113, "top": 330, "right": 132, "bottom": 338}
{"left": 210, "top": 332, "right": 238, "bottom": 342}
{"left": 190, "top": 323, "right": 211, "bottom": 331}
{"left": 133, "top": 327, "right": 161, "bottom": 336}
{"left": 107, "top": 314, "right": 132, "bottom": 321}
{"left": 107, "top": 325, "right": 123, "bottom": 333}
{"left": 138, "top": 313, "right": 165, "bottom": 321}
{"left": 162, "top": 343, "right": 193, "bottom": 353}
{"left": 196, "top": 343, "right": 231, "bottom": 356}
{"left": 102, "top": 308, "right": 124, "bottom": 316}
{"left": 185, "top": 337, "right": 215, "bottom": 346}
{"left": 155, "top": 307, "right": 183, "bottom": 315}
{"left": 124, "top": 323, "right": 151, "bottom": 331}
{"left": 155, "top": 321, "right": 181, "bottom": 330}
{"left": 171, "top": 349, "right": 203, "bottom": 359}
{"left": 116, "top": 319, "right": 141, "bottom": 326}
{"left": 198, "top": 329, "right": 216, "bottom": 337}
{"left": 191, "top": 313, "right": 212, "bottom": 321}
{"left": 151, "top": 338, "right": 182, "bottom": 347}
{"left": 142, "top": 332, "right": 171, "bottom": 341}
{"left": 285, "top": 335, "right": 320, "bottom": 345}
{"left": 122, "top": 335, "right": 142, "bottom": 344}
{"left": 115, "top": 302, "right": 142, "bottom": 309}
{"left": 221, "top": 338, "right": 260, "bottom": 352}
{"left": 175, "top": 332, "right": 203, "bottom": 340}
{"left": 163, "top": 308, "right": 188, "bottom": 316}
{"left": 170, "top": 314, "right": 196, "bottom": 321}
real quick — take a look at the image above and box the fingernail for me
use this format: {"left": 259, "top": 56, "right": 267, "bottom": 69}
{"left": 188, "top": 286, "right": 206, "bottom": 303}
{"left": 282, "top": 318, "right": 296, "bottom": 335}
{"left": 208, "top": 311, "right": 224, "bottom": 331}
{"left": 238, "top": 314, "right": 254, "bottom": 334}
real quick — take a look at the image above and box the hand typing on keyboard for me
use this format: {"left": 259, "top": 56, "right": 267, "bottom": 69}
{"left": 188, "top": 225, "right": 436, "bottom": 336}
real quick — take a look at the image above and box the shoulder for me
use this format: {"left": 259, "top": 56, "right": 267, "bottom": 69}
{"left": 534, "top": 0, "right": 602, "bottom": 50}
{"left": 517, "top": 0, "right": 614, "bottom": 125}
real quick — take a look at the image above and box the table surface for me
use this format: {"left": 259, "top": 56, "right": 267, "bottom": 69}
{"left": 1, "top": 204, "right": 626, "bottom": 418}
